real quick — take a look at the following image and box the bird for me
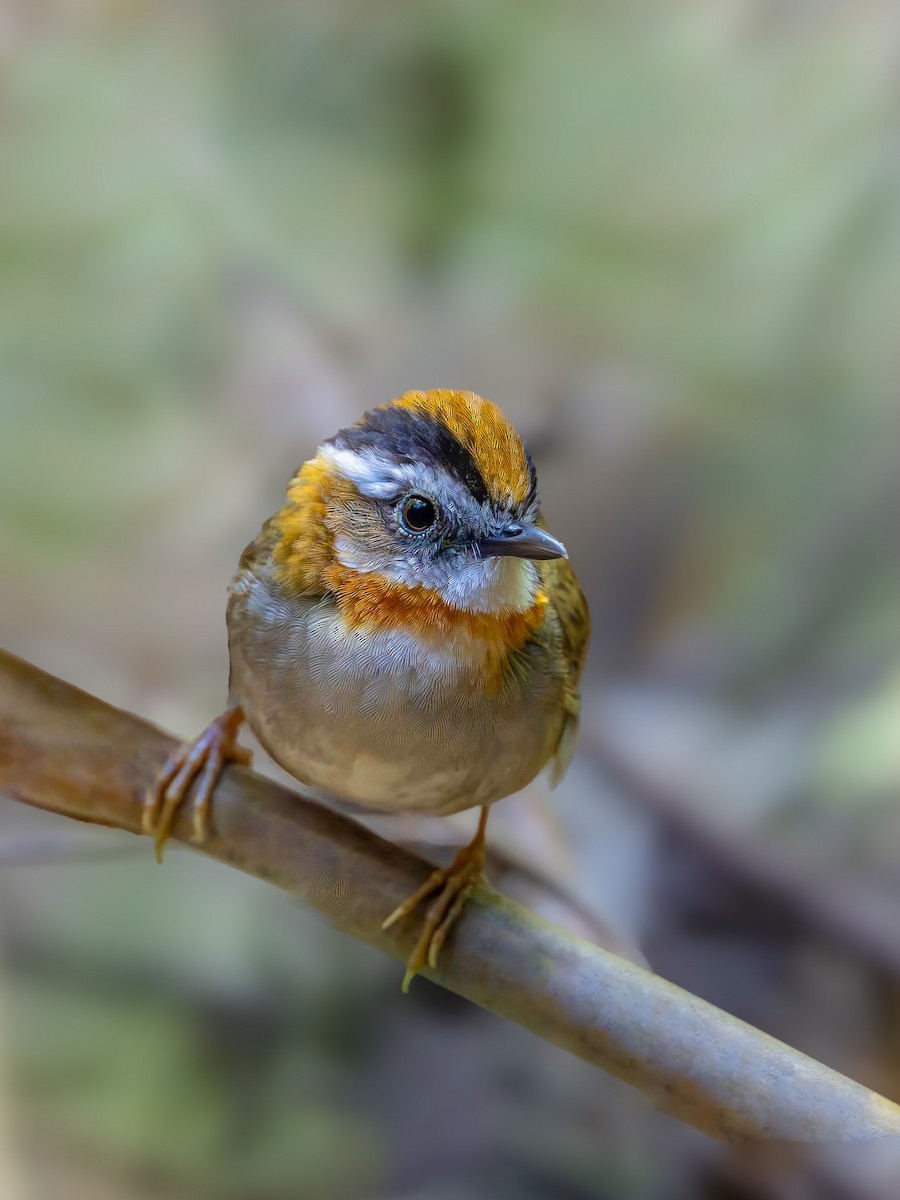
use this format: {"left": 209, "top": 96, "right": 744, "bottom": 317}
{"left": 144, "top": 389, "right": 590, "bottom": 990}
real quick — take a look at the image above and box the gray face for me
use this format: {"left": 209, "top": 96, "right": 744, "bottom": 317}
{"left": 319, "top": 402, "right": 566, "bottom": 613}
{"left": 320, "top": 446, "right": 539, "bottom": 608}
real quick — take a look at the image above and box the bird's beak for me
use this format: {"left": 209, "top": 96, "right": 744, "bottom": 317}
{"left": 477, "top": 523, "right": 568, "bottom": 561}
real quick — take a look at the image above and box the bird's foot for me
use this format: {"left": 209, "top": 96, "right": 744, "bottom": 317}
{"left": 143, "top": 708, "right": 250, "bottom": 862}
{"left": 382, "top": 809, "right": 488, "bottom": 992}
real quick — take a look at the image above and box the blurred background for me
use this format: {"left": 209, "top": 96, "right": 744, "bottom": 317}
{"left": 3, "top": 0, "right": 900, "bottom": 1196}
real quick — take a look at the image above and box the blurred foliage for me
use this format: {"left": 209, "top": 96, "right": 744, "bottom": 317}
{"left": 13, "top": 969, "right": 382, "bottom": 1199}
{"left": 3, "top": 1, "right": 900, "bottom": 672}
{"left": 3, "top": 1, "right": 900, "bottom": 1197}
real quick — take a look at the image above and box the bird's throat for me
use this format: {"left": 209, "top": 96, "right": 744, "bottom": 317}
{"left": 325, "top": 562, "right": 547, "bottom": 656}
{"left": 271, "top": 456, "right": 548, "bottom": 667}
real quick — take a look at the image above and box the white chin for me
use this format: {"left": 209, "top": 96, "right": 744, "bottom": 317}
{"left": 439, "top": 556, "right": 539, "bottom": 614}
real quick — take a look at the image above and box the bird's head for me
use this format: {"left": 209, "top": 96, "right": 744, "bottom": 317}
{"left": 273, "top": 390, "right": 566, "bottom": 630}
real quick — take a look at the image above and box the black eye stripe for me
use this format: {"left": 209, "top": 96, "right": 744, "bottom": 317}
{"left": 524, "top": 451, "right": 538, "bottom": 511}
{"left": 328, "top": 406, "right": 492, "bottom": 507}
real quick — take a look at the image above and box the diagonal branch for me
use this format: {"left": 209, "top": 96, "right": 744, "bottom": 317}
{"left": 1, "top": 647, "right": 899, "bottom": 1144}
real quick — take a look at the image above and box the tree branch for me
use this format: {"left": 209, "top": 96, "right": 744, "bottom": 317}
{"left": 1, "top": 648, "right": 899, "bottom": 1144}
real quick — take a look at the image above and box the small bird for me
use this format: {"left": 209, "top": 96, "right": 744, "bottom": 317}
{"left": 144, "top": 390, "right": 590, "bottom": 989}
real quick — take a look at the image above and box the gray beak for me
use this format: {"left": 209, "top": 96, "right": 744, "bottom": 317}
{"left": 478, "top": 523, "right": 568, "bottom": 561}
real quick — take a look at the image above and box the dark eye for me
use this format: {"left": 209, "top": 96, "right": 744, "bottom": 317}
{"left": 399, "top": 495, "right": 437, "bottom": 533}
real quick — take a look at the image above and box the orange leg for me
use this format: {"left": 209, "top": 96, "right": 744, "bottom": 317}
{"left": 382, "top": 807, "right": 488, "bottom": 992}
{"left": 142, "top": 708, "right": 251, "bottom": 862}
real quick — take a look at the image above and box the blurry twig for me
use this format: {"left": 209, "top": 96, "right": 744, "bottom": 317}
{"left": 1, "top": 649, "right": 900, "bottom": 1144}
{"left": 585, "top": 720, "right": 900, "bottom": 984}
{"left": 0, "top": 832, "right": 146, "bottom": 867}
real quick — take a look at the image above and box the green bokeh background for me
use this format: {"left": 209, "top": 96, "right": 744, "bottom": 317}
{"left": 3, "top": 3, "right": 900, "bottom": 1197}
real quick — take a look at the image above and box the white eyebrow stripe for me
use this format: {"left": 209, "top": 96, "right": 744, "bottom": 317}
{"left": 320, "top": 444, "right": 417, "bottom": 499}
{"left": 320, "top": 445, "right": 466, "bottom": 513}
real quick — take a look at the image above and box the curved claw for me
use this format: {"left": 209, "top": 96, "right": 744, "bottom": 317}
{"left": 382, "top": 807, "right": 488, "bottom": 991}
{"left": 143, "top": 708, "right": 249, "bottom": 862}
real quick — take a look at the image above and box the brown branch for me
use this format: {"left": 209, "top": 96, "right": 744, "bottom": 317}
{"left": 1, "top": 649, "right": 899, "bottom": 1144}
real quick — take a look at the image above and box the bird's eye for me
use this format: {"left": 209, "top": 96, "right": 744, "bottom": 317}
{"left": 399, "top": 495, "right": 437, "bottom": 533}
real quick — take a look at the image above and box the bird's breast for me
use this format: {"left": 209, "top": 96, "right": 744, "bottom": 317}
{"left": 227, "top": 568, "right": 565, "bottom": 815}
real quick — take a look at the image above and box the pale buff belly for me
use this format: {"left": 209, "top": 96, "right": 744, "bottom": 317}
{"left": 227, "top": 576, "right": 565, "bottom": 815}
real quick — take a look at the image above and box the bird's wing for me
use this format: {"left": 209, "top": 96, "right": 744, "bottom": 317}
{"left": 226, "top": 516, "right": 281, "bottom": 626}
{"left": 233, "top": 515, "right": 282, "bottom": 582}
{"left": 541, "top": 556, "right": 591, "bottom": 784}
